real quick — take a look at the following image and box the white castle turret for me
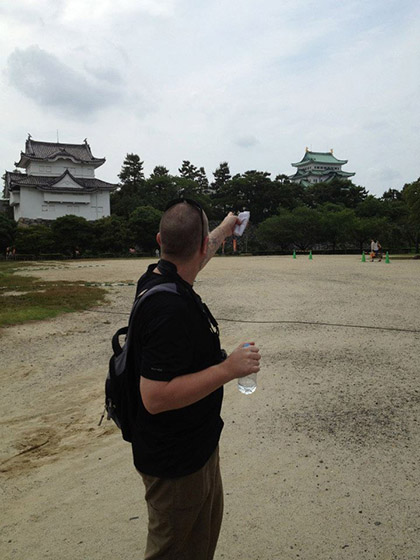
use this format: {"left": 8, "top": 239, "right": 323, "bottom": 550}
{"left": 5, "top": 136, "right": 117, "bottom": 222}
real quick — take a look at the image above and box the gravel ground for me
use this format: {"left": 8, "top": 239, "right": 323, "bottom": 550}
{"left": 1, "top": 255, "right": 419, "bottom": 560}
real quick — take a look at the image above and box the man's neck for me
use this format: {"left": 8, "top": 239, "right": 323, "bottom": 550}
{"left": 155, "top": 256, "right": 200, "bottom": 286}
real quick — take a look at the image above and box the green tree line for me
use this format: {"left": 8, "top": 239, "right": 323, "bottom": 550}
{"left": 1, "top": 154, "right": 419, "bottom": 258}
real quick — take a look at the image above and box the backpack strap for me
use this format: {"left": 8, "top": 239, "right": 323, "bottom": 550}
{"left": 112, "top": 326, "right": 129, "bottom": 357}
{"left": 124, "top": 282, "right": 180, "bottom": 351}
{"left": 125, "top": 276, "right": 219, "bottom": 355}
{"left": 157, "top": 260, "right": 220, "bottom": 335}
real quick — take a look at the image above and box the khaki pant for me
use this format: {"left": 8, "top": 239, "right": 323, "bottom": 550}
{"left": 139, "top": 447, "right": 223, "bottom": 560}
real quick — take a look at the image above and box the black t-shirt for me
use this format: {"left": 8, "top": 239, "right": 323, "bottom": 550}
{"left": 131, "top": 261, "right": 224, "bottom": 478}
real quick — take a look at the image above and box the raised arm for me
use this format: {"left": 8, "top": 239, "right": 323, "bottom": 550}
{"left": 200, "top": 212, "right": 239, "bottom": 269}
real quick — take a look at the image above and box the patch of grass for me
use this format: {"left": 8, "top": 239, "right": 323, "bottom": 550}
{"left": 0, "top": 263, "right": 107, "bottom": 328}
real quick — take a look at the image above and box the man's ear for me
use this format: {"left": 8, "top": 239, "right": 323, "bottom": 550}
{"left": 156, "top": 232, "right": 162, "bottom": 246}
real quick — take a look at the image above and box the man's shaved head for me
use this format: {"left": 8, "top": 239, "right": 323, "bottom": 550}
{"left": 159, "top": 201, "right": 208, "bottom": 260}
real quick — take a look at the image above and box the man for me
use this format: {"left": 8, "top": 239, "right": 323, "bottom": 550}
{"left": 370, "top": 239, "right": 378, "bottom": 261}
{"left": 131, "top": 199, "right": 261, "bottom": 560}
{"left": 376, "top": 240, "right": 382, "bottom": 261}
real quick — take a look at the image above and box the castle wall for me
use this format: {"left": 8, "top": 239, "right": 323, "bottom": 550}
{"left": 26, "top": 161, "right": 95, "bottom": 178}
{"left": 16, "top": 187, "right": 109, "bottom": 221}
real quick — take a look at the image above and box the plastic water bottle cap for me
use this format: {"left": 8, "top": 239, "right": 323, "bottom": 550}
{"left": 243, "top": 343, "right": 250, "bottom": 348}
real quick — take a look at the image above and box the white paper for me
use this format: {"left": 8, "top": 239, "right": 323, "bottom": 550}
{"left": 234, "top": 211, "right": 250, "bottom": 236}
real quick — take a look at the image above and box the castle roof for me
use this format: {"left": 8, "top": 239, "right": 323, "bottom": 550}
{"left": 288, "top": 170, "right": 355, "bottom": 187}
{"left": 6, "top": 170, "right": 116, "bottom": 193}
{"left": 15, "top": 138, "right": 106, "bottom": 168}
{"left": 291, "top": 169, "right": 355, "bottom": 179}
{"left": 292, "top": 150, "right": 348, "bottom": 168}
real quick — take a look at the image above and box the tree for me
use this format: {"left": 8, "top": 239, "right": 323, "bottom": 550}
{"left": 257, "top": 206, "right": 322, "bottom": 250}
{"left": 111, "top": 154, "right": 146, "bottom": 218}
{"left": 14, "top": 225, "right": 55, "bottom": 256}
{"left": 143, "top": 174, "right": 178, "bottom": 210}
{"left": 355, "top": 195, "right": 386, "bottom": 218}
{"left": 305, "top": 178, "right": 367, "bottom": 208}
{"left": 196, "top": 167, "right": 210, "bottom": 194}
{"left": 150, "top": 166, "right": 170, "bottom": 178}
{"left": 179, "top": 160, "right": 199, "bottom": 181}
{"left": 402, "top": 178, "right": 420, "bottom": 252}
{"left": 273, "top": 176, "right": 305, "bottom": 210}
{"left": 257, "top": 210, "right": 296, "bottom": 250}
{"left": 92, "top": 216, "right": 129, "bottom": 254}
{"left": 215, "top": 170, "right": 281, "bottom": 224}
{"left": 51, "top": 215, "right": 94, "bottom": 256}
{"left": 118, "top": 153, "right": 145, "bottom": 187}
{"left": 0, "top": 215, "right": 17, "bottom": 252}
{"left": 318, "top": 204, "right": 356, "bottom": 251}
{"left": 290, "top": 206, "right": 322, "bottom": 249}
{"left": 178, "top": 161, "right": 209, "bottom": 194}
{"left": 172, "top": 175, "right": 209, "bottom": 202}
{"left": 128, "top": 206, "right": 162, "bottom": 254}
{"left": 210, "top": 163, "right": 232, "bottom": 218}
{"left": 382, "top": 188, "right": 402, "bottom": 201}
{"left": 212, "top": 162, "right": 231, "bottom": 193}
{"left": 349, "top": 216, "right": 389, "bottom": 252}
{"left": 379, "top": 189, "right": 408, "bottom": 249}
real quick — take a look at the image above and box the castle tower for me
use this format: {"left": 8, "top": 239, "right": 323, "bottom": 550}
{"left": 289, "top": 149, "right": 355, "bottom": 186}
{"left": 5, "top": 136, "right": 117, "bottom": 222}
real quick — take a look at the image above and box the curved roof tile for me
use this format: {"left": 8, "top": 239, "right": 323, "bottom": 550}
{"left": 6, "top": 171, "right": 116, "bottom": 192}
{"left": 15, "top": 139, "right": 105, "bottom": 168}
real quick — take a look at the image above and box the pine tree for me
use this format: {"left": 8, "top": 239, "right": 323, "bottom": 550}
{"left": 179, "top": 160, "right": 199, "bottom": 181}
{"left": 150, "top": 165, "right": 170, "bottom": 178}
{"left": 212, "top": 162, "right": 231, "bottom": 193}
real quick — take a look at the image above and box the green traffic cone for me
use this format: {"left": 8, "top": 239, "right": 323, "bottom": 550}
{"left": 361, "top": 251, "right": 366, "bottom": 262}
{"left": 309, "top": 251, "right": 313, "bottom": 260}
{"left": 293, "top": 250, "right": 296, "bottom": 259}
{"left": 385, "top": 251, "right": 390, "bottom": 264}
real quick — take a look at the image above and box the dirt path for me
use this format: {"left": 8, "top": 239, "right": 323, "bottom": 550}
{"left": 1, "top": 256, "right": 419, "bottom": 559}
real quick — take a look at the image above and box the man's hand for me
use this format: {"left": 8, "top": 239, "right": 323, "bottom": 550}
{"left": 220, "top": 212, "right": 240, "bottom": 238}
{"left": 141, "top": 342, "right": 261, "bottom": 414}
{"left": 223, "top": 342, "right": 261, "bottom": 380}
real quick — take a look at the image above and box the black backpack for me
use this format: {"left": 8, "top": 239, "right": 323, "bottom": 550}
{"left": 99, "top": 282, "right": 180, "bottom": 442}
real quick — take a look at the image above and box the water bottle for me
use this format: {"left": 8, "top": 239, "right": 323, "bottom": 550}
{"left": 238, "top": 343, "right": 257, "bottom": 394}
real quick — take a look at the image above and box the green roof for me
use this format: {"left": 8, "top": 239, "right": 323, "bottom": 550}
{"left": 292, "top": 150, "right": 347, "bottom": 168}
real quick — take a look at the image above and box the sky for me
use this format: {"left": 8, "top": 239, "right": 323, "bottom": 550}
{"left": 1, "top": 0, "right": 419, "bottom": 198}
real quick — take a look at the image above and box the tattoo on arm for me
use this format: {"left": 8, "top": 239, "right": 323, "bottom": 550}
{"left": 201, "top": 225, "right": 228, "bottom": 269}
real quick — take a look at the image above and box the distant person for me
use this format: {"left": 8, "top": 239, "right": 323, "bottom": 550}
{"left": 129, "top": 199, "right": 260, "bottom": 559}
{"left": 376, "top": 240, "right": 382, "bottom": 261}
{"left": 370, "top": 239, "right": 378, "bottom": 261}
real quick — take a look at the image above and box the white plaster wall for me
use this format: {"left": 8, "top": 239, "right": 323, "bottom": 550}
{"left": 19, "top": 187, "right": 43, "bottom": 218}
{"left": 18, "top": 187, "right": 111, "bottom": 221}
{"left": 27, "top": 161, "right": 96, "bottom": 178}
{"left": 13, "top": 203, "right": 22, "bottom": 221}
{"left": 44, "top": 193, "right": 91, "bottom": 204}
{"left": 9, "top": 191, "right": 20, "bottom": 206}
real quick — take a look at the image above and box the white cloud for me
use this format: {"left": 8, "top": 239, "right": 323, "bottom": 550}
{"left": 73, "top": 0, "right": 174, "bottom": 19}
{"left": 234, "top": 136, "right": 259, "bottom": 148}
{"left": 1, "top": 0, "right": 419, "bottom": 196}
{"left": 6, "top": 45, "right": 124, "bottom": 117}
